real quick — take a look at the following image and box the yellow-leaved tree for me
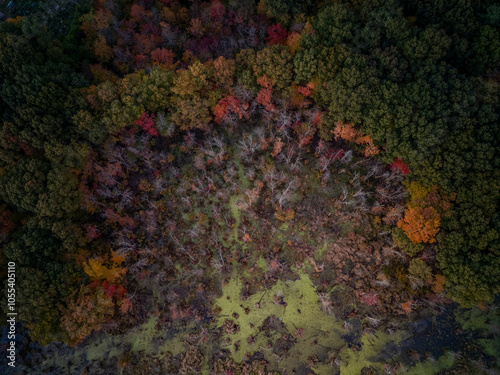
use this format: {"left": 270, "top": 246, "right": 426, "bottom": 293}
{"left": 83, "top": 251, "right": 127, "bottom": 282}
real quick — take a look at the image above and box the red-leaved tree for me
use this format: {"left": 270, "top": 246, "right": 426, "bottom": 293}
{"left": 135, "top": 112, "right": 158, "bottom": 136}
{"left": 266, "top": 23, "right": 288, "bottom": 46}
{"left": 390, "top": 158, "right": 411, "bottom": 175}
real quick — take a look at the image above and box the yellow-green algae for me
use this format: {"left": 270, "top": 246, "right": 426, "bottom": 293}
{"left": 403, "top": 352, "right": 455, "bottom": 374}
{"left": 40, "top": 316, "right": 188, "bottom": 373}
{"left": 214, "top": 272, "right": 343, "bottom": 373}
{"left": 337, "top": 330, "right": 408, "bottom": 374}
{"left": 256, "top": 255, "right": 268, "bottom": 272}
{"left": 213, "top": 271, "right": 448, "bottom": 374}
{"left": 88, "top": 316, "right": 186, "bottom": 360}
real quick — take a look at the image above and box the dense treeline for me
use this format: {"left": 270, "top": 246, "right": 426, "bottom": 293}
{"left": 0, "top": 15, "right": 90, "bottom": 344}
{"left": 0, "top": 0, "right": 498, "bottom": 371}
{"left": 298, "top": 1, "right": 500, "bottom": 307}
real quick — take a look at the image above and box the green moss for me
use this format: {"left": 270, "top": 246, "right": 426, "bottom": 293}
{"left": 213, "top": 272, "right": 445, "bottom": 374}
{"left": 40, "top": 316, "right": 187, "bottom": 372}
{"left": 157, "top": 334, "right": 187, "bottom": 359}
{"left": 315, "top": 240, "right": 329, "bottom": 258}
{"left": 404, "top": 352, "right": 455, "bottom": 374}
{"left": 213, "top": 272, "right": 345, "bottom": 369}
{"left": 338, "top": 331, "right": 408, "bottom": 374}
{"left": 276, "top": 222, "right": 290, "bottom": 243}
{"left": 229, "top": 195, "right": 242, "bottom": 245}
{"left": 257, "top": 256, "right": 268, "bottom": 272}
{"left": 129, "top": 316, "right": 161, "bottom": 353}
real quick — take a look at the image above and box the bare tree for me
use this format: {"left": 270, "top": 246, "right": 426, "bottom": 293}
{"left": 237, "top": 133, "right": 259, "bottom": 162}
{"left": 340, "top": 150, "right": 353, "bottom": 164}
{"left": 277, "top": 177, "right": 299, "bottom": 208}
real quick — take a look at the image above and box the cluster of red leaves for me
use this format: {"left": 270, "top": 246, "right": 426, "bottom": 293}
{"left": 102, "top": 280, "right": 127, "bottom": 299}
{"left": 7, "top": 134, "right": 35, "bottom": 156}
{"left": 265, "top": 23, "right": 288, "bottom": 46}
{"left": 151, "top": 47, "right": 175, "bottom": 66}
{"left": 256, "top": 88, "right": 275, "bottom": 111}
{"left": 298, "top": 83, "right": 315, "bottom": 98}
{"left": 103, "top": 208, "right": 137, "bottom": 228}
{"left": 325, "top": 148, "right": 345, "bottom": 161}
{"left": 209, "top": 0, "right": 226, "bottom": 23}
{"left": 84, "top": 224, "right": 99, "bottom": 241}
{"left": 313, "top": 112, "right": 321, "bottom": 126}
{"left": 298, "top": 132, "right": 313, "bottom": 148}
{"left": 360, "top": 292, "right": 380, "bottom": 306}
{"left": 271, "top": 137, "right": 284, "bottom": 157}
{"left": 213, "top": 95, "right": 249, "bottom": 124}
{"left": 390, "top": 157, "right": 411, "bottom": 175}
{"left": 298, "top": 86, "right": 311, "bottom": 97}
{"left": 257, "top": 75, "right": 273, "bottom": 89}
{"left": 256, "top": 75, "right": 275, "bottom": 111}
{"left": 291, "top": 84, "right": 315, "bottom": 107}
{"left": 134, "top": 112, "right": 158, "bottom": 136}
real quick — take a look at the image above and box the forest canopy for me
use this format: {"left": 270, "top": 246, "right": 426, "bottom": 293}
{"left": 0, "top": 0, "right": 499, "bottom": 374}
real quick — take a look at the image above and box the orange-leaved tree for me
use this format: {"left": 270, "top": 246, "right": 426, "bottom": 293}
{"left": 333, "top": 121, "right": 379, "bottom": 156}
{"left": 256, "top": 75, "right": 275, "bottom": 112}
{"left": 60, "top": 283, "right": 115, "bottom": 346}
{"left": 397, "top": 206, "right": 441, "bottom": 244}
{"left": 397, "top": 182, "right": 455, "bottom": 244}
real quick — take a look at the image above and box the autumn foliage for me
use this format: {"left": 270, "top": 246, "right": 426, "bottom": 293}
{"left": 134, "top": 112, "right": 158, "bottom": 136}
{"left": 2, "top": 0, "right": 496, "bottom": 366}
{"left": 401, "top": 300, "right": 413, "bottom": 314}
{"left": 60, "top": 282, "right": 124, "bottom": 346}
{"left": 213, "top": 95, "right": 249, "bottom": 124}
{"left": 274, "top": 208, "right": 295, "bottom": 221}
{"left": 397, "top": 206, "right": 441, "bottom": 244}
{"left": 333, "top": 121, "right": 379, "bottom": 157}
{"left": 151, "top": 48, "right": 175, "bottom": 68}
{"left": 83, "top": 251, "right": 127, "bottom": 283}
{"left": 266, "top": 23, "right": 288, "bottom": 46}
{"left": 431, "top": 274, "right": 446, "bottom": 294}
{"left": 256, "top": 75, "right": 275, "bottom": 112}
{"left": 390, "top": 158, "right": 411, "bottom": 175}
{"left": 333, "top": 121, "right": 358, "bottom": 142}
{"left": 397, "top": 182, "right": 455, "bottom": 244}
